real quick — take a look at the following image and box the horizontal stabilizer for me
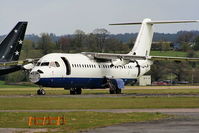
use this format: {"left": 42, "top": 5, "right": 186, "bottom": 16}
{"left": 110, "top": 20, "right": 199, "bottom": 25}
{"left": 150, "top": 56, "right": 199, "bottom": 62}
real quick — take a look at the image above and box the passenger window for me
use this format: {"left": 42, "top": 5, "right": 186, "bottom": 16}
{"left": 41, "top": 62, "right": 49, "bottom": 66}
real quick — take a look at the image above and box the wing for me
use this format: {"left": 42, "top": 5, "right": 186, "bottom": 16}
{"left": 82, "top": 52, "right": 199, "bottom": 62}
{"left": 0, "top": 58, "right": 39, "bottom": 67}
{"left": 82, "top": 52, "right": 147, "bottom": 61}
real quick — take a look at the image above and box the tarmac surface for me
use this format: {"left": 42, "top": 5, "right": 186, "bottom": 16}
{"left": 84, "top": 112, "right": 199, "bottom": 133}
{"left": 1, "top": 93, "right": 199, "bottom": 98}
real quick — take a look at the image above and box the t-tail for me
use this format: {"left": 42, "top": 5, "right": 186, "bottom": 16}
{"left": 110, "top": 18, "right": 198, "bottom": 56}
{"left": 0, "top": 22, "right": 28, "bottom": 62}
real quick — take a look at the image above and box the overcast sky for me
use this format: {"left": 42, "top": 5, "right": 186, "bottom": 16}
{"left": 1, "top": 0, "right": 199, "bottom": 35}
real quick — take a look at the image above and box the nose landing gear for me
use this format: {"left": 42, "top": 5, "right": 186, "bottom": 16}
{"left": 37, "top": 86, "right": 46, "bottom": 95}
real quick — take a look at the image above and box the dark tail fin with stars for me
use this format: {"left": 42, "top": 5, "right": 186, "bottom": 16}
{"left": 0, "top": 22, "right": 28, "bottom": 62}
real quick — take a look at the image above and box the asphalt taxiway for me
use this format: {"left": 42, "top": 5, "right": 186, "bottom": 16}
{"left": 1, "top": 93, "right": 199, "bottom": 98}
{"left": 84, "top": 112, "right": 199, "bottom": 133}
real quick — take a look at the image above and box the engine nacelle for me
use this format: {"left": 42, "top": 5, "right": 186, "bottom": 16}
{"left": 23, "top": 63, "right": 35, "bottom": 70}
{"left": 111, "top": 59, "right": 129, "bottom": 66}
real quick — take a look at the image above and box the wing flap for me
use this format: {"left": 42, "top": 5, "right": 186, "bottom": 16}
{"left": 82, "top": 52, "right": 147, "bottom": 61}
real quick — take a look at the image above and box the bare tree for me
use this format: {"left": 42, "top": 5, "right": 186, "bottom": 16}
{"left": 58, "top": 36, "right": 71, "bottom": 52}
{"left": 93, "top": 28, "right": 110, "bottom": 52}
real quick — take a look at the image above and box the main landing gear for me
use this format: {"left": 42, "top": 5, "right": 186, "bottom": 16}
{"left": 70, "top": 88, "right": 82, "bottom": 95}
{"left": 37, "top": 86, "right": 46, "bottom": 95}
{"left": 106, "top": 79, "right": 122, "bottom": 94}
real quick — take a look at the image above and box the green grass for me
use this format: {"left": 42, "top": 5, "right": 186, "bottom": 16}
{"left": 0, "top": 81, "right": 36, "bottom": 88}
{"left": 124, "top": 88, "right": 199, "bottom": 95}
{"left": 0, "top": 112, "right": 169, "bottom": 132}
{"left": 150, "top": 51, "right": 187, "bottom": 57}
{"left": 0, "top": 97, "right": 199, "bottom": 110}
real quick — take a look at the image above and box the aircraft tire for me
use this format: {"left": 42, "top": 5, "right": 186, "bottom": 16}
{"left": 116, "top": 88, "right": 122, "bottom": 94}
{"left": 70, "top": 88, "right": 76, "bottom": 95}
{"left": 109, "top": 89, "right": 116, "bottom": 94}
{"left": 37, "top": 89, "right": 41, "bottom": 95}
{"left": 76, "top": 88, "right": 82, "bottom": 94}
{"left": 37, "top": 89, "right": 46, "bottom": 95}
{"left": 40, "top": 89, "right": 46, "bottom": 95}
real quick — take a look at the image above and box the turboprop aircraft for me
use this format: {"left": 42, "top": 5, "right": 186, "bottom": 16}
{"left": 29, "top": 18, "right": 199, "bottom": 95}
{"left": 0, "top": 21, "right": 29, "bottom": 75}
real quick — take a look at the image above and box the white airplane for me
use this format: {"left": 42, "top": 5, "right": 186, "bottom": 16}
{"left": 28, "top": 18, "right": 199, "bottom": 95}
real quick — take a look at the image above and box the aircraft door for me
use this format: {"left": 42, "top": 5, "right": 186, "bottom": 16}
{"left": 61, "top": 57, "right": 71, "bottom": 75}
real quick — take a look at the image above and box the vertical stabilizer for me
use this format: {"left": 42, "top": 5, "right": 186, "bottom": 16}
{"left": 128, "top": 18, "right": 153, "bottom": 56}
{"left": 0, "top": 22, "right": 28, "bottom": 61}
{"left": 110, "top": 18, "right": 198, "bottom": 57}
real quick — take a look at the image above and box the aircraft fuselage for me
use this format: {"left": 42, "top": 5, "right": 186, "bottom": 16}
{"left": 30, "top": 53, "right": 152, "bottom": 89}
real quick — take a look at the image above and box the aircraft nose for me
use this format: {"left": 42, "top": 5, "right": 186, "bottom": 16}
{"left": 29, "top": 71, "right": 40, "bottom": 83}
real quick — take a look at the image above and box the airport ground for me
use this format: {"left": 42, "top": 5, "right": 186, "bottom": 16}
{"left": 1, "top": 85, "right": 199, "bottom": 132}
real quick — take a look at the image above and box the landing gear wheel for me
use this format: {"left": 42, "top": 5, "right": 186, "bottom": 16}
{"left": 109, "top": 89, "right": 116, "bottom": 94}
{"left": 76, "top": 88, "right": 82, "bottom": 95}
{"left": 116, "top": 88, "right": 122, "bottom": 94}
{"left": 70, "top": 88, "right": 76, "bottom": 95}
{"left": 37, "top": 89, "right": 46, "bottom": 95}
{"left": 70, "top": 88, "right": 82, "bottom": 95}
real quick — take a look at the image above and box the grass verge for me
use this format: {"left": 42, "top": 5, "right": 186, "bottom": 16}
{"left": 0, "top": 112, "right": 169, "bottom": 132}
{"left": 0, "top": 97, "right": 199, "bottom": 110}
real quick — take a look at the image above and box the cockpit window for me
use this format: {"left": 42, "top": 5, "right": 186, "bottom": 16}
{"left": 36, "top": 62, "right": 41, "bottom": 66}
{"left": 41, "top": 62, "right": 49, "bottom": 66}
{"left": 55, "top": 62, "right": 60, "bottom": 67}
{"left": 49, "top": 62, "right": 56, "bottom": 67}
{"left": 49, "top": 61, "right": 60, "bottom": 67}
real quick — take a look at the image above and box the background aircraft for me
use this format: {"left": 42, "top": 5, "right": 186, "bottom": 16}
{"left": 28, "top": 18, "right": 199, "bottom": 95}
{"left": 0, "top": 22, "right": 28, "bottom": 75}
